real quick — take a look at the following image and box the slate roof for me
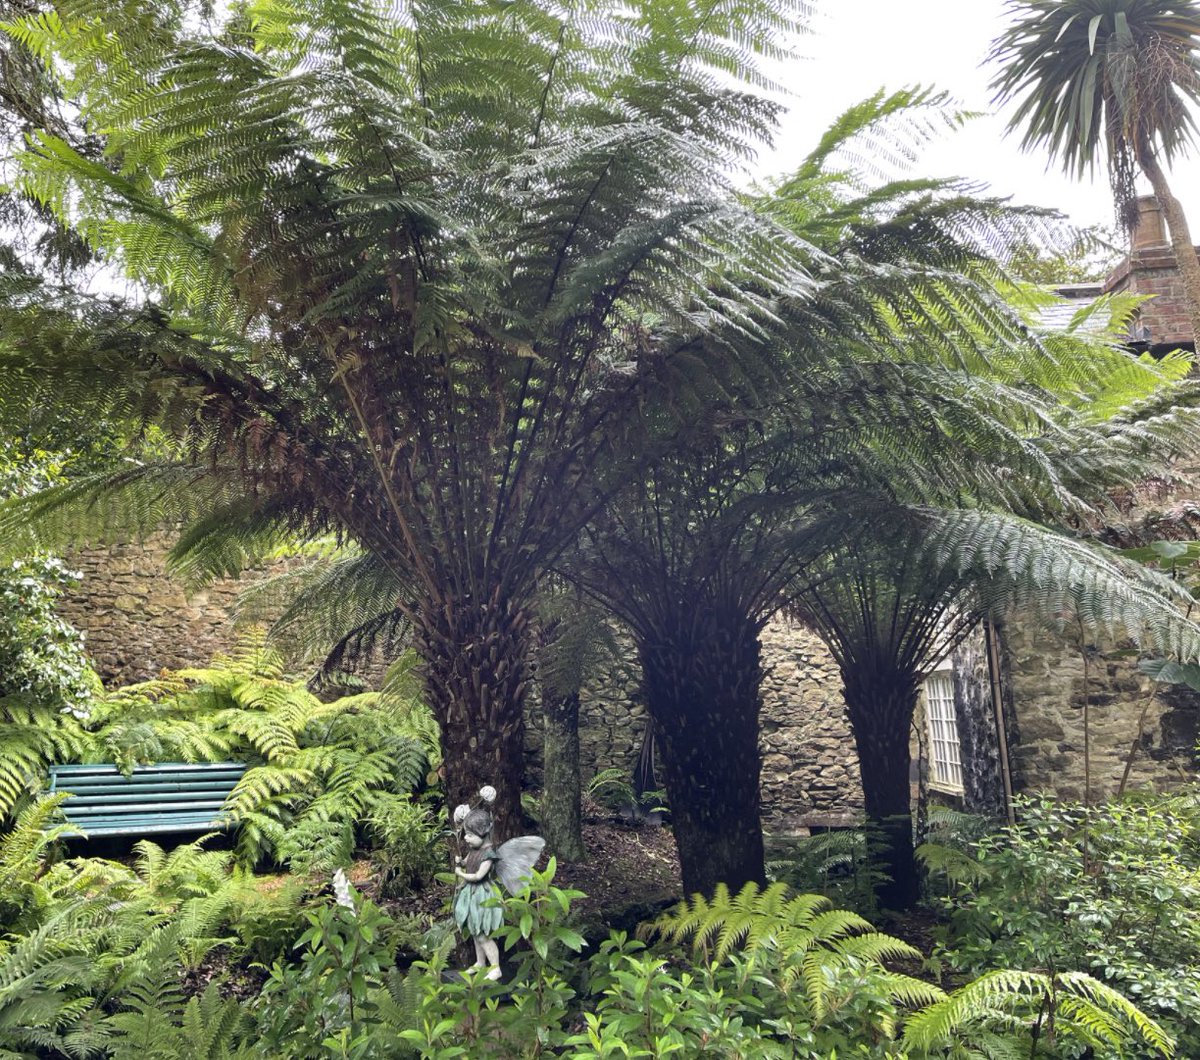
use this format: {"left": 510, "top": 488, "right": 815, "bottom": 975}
{"left": 1037, "top": 283, "right": 1105, "bottom": 333}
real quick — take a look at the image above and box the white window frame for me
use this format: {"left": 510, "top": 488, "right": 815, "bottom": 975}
{"left": 923, "top": 665, "right": 964, "bottom": 795}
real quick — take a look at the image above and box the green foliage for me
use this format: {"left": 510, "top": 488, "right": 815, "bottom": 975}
{"left": 18, "top": 635, "right": 442, "bottom": 877}
{"left": 767, "top": 827, "right": 888, "bottom": 916}
{"left": 0, "top": 816, "right": 1176, "bottom": 1060}
{"left": 1007, "top": 225, "right": 1123, "bottom": 286}
{"left": 923, "top": 793, "right": 1200, "bottom": 1055}
{"left": 0, "top": 556, "right": 98, "bottom": 819}
{"left": 364, "top": 794, "right": 441, "bottom": 900}
{"left": 0, "top": 557, "right": 93, "bottom": 714}
{"left": 0, "top": 807, "right": 278, "bottom": 1057}
{"left": 258, "top": 881, "right": 402, "bottom": 1059}
{"left": 109, "top": 981, "right": 257, "bottom": 1060}
{"left": 903, "top": 967, "right": 1173, "bottom": 1059}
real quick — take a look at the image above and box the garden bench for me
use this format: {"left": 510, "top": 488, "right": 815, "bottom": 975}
{"left": 48, "top": 762, "right": 246, "bottom": 838}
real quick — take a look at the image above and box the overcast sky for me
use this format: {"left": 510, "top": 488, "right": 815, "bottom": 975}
{"left": 761, "top": 0, "right": 1200, "bottom": 242}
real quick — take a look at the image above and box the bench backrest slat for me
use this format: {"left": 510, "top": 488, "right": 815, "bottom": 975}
{"left": 49, "top": 762, "right": 246, "bottom": 838}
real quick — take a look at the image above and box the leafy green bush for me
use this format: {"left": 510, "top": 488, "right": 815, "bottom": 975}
{"left": 922, "top": 793, "right": 1200, "bottom": 1056}
{"left": 0, "top": 636, "right": 443, "bottom": 879}
{"left": 365, "top": 793, "right": 442, "bottom": 899}
{"left": 396, "top": 872, "right": 1170, "bottom": 1059}
{"left": 0, "top": 822, "right": 1174, "bottom": 1059}
{"left": 257, "top": 881, "right": 405, "bottom": 1058}
{"left": 0, "top": 557, "right": 100, "bottom": 818}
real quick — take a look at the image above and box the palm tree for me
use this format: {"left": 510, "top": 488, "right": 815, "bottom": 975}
{"left": 0, "top": 0, "right": 812, "bottom": 835}
{"left": 990, "top": 0, "right": 1200, "bottom": 344}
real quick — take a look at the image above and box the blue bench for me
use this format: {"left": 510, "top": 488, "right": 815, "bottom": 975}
{"left": 48, "top": 762, "right": 246, "bottom": 838}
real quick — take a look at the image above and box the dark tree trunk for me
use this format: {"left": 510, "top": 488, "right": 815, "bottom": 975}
{"left": 842, "top": 670, "right": 920, "bottom": 911}
{"left": 416, "top": 593, "right": 531, "bottom": 841}
{"left": 639, "top": 606, "right": 766, "bottom": 896}
{"left": 541, "top": 688, "right": 586, "bottom": 861}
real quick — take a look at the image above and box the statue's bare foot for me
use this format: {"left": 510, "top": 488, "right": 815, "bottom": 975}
{"left": 485, "top": 966, "right": 502, "bottom": 981}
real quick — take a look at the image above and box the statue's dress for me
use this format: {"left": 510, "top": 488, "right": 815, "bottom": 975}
{"left": 453, "top": 844, "right": 503, "bottom": 937}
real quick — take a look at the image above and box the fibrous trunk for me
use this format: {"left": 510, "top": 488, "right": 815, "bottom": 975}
{"left": 639, "top": 606, "right": 766, "bottom": 896}
{"left": 541, "top": 689, "right": 586, "bottom": 860}
{"left": 417, "top": 593, "right": 531, "bottom": 841}
{"left": 842, "top": 670, "right": 920, "bottom": 911}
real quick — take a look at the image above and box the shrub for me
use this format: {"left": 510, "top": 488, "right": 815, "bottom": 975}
{"left": 0, "top": 557, "right": 99, "bottom": 819}
{"left": 922, "top": 792, "right": 1200, "bottom": 1055}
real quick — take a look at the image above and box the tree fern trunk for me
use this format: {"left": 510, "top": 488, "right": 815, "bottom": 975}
{"left": 842, "top": 670, "right": 920, "bottom": 911}
{"left": 416, "top": 594, "right": 531, "bottom": 841}
{"left": 541, "top": 689, "right": 586, "bottom": 861}
{"left": 639, "top": 606, "right": 765, "bottom": 896}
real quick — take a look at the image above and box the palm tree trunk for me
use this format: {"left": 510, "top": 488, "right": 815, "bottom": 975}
{"left": 639, "top": 607, "right": 766, "bottom": 896}
{"left": 842, "top": 670, "right": 920, "bottom": 911}
{"left": 1138, "top": 136, "right": 1200, "bottom": 345}
{"left": 541, "top": 688, "right": 586, "bottom": 861}
{"left": 416, "top": 593, "right": 532, "bottom": 840}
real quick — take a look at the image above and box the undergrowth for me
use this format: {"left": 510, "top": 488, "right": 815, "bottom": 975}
{"left": 0, "top": 635, "right": 443, "bottom": 880}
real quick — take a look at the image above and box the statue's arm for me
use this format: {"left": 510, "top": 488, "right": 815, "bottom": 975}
{"left": 454, "top": 855, "right": 495, "bottom": 883}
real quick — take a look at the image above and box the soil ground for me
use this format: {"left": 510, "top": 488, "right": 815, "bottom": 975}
{"left": 380, "top": 811, "right": 683, "bottom": 946}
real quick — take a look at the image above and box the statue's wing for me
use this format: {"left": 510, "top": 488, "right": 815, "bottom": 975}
{"left": 494, "top": 835, "right": 546, "bottom": 895}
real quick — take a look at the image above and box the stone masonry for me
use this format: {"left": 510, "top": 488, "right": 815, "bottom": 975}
{"left": 1000, "top": 621, "right": 1199, "bottom": 802}
{"left": 56, "top": 533, "right": 281, "bottom": 684}
{"left": 57, "top": 530, "right": 1199, "bottom": 830}
{"left": 61, "top": 535, "right": 866, "bottom": 830}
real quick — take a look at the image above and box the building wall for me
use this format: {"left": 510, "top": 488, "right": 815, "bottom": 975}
{"left": 1000, "top": 621, "right": 1199, "bottom": 802}
{"left": 1106, "top": 246, "right": 1197, "bottom": 349}
{"left": 1103, "top": 195, "right": 1197, "bottom": 349}
{"left": 58, "top": 534, "right": 1197, "bottom": 828}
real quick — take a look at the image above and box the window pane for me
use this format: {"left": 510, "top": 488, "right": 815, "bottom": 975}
{"left": 924, "top": 671, "right": 963, "bottom": 792}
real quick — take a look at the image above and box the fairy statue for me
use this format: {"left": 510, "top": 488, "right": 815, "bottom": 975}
{"left": 452, "top": 785, "right": 545, "bottom": 980}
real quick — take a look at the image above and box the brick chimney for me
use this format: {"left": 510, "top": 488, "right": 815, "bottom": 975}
{"left": 1131, "top": 195, "right": 1167, "bottom": 251}
{"left": 1103, "top": 195, "right": 1196, "bottom": 348}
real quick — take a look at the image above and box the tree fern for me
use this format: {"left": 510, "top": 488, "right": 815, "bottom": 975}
{"left": 0, "top": 0, "right": 819, "bottom": 839}
{"left": 902, "top": 967, "right": 1175, "bottom": 1057}
{"left": 644, "top": 881, "right": 933, "bottom": 999}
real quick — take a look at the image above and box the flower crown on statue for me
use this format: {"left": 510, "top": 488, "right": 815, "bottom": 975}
{"left": 453, "top": 784, "right": 497, "bottom": 835}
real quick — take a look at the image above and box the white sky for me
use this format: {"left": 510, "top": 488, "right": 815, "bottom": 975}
{"left": 762, "top": 0, "right": 1200, "bottom": 241}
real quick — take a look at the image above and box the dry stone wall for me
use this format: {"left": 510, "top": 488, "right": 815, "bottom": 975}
{"left": 56, "top": 533, "right": 287, "bottom": 685}
{"left": 522, "top": 618, "right": 864, "bottom": 831}
{"left": 757, "top": 620, "right": 863, "bottom": 829}
{"left": 62, "top": 536, "right": 867, "bottom": 829}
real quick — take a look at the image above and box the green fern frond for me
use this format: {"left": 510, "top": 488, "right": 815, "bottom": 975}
{"left": 901, "top": 968, "right": 1174, "bottom": 1057}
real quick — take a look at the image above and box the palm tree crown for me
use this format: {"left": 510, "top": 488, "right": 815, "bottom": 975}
{"left": 990, "top": 0, "right": 1200, "bottom": 342}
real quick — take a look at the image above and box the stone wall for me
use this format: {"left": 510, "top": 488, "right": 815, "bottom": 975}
{"left": 1000, "top": 621, "right": 1199, "bottom": 802}
{"left": 62, "top": 532, "right": 1198, "bottom": 830}
{"left": 522, "top": 618, "right": 865, "bottom": 832}
{"left": 61, "top": 535, "right": 866, "bottom": 831}
{"left": 57, "top": 533, "right": 287, "bottom": 685}
{"left": 757, "top": 620, "right": 862, "bottom": 829}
